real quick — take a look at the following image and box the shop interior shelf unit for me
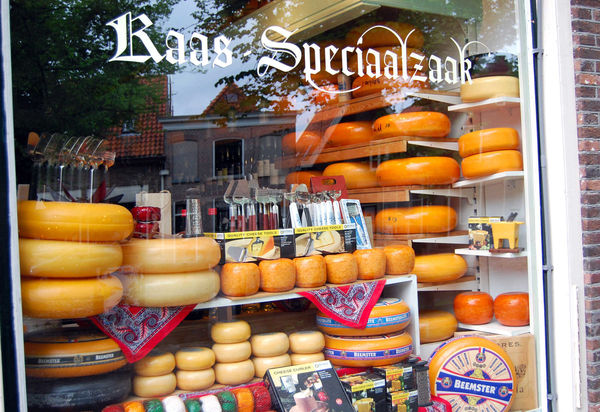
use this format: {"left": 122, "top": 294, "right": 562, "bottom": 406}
{"left": 452, "top": 171, "right": 525, "bottom": 188}
{"left": 455, "top": 248, "right": 528, "bottom": 258}
{"left": 447, "top": 96, "right": 521, "bottom": 113}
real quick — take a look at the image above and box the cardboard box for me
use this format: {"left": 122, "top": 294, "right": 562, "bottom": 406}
{"left": 386, "top": 390, "right": 418, "bottom": 412}
{"left": 468, "top": 216, "right": 502, "bottom": 250}
{"left": 206, "top": 229, "right": 295, "bottom": 264}
{"left": 371, "top": 365, "right": 415, "bottom": 392}
{"left": 340, "top": 372, "right": 387, "bottom": 412}
{"left": 294, "top": 224, "right": 357, "bottom": 257}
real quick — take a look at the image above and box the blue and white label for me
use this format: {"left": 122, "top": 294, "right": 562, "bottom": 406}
{"left": 324, "top": 344, "right": 412, "bottom": 360}
{"left": 317, "top": 313, "right": 410, "bottom": 328}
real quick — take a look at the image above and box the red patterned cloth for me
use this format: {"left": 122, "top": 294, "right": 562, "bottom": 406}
{"left": 297, "top": 279, "right": 386, "bottom": 328}
{"left": 90, "top": 304, "right": 195, "bottom": 362}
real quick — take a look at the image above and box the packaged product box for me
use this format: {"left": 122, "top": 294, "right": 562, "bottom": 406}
{"left": 386, "top": 390, "right": 418, "bottom": 412}
{"left": 206, "top": 228, "right": 295, "bottom": 264}
{"left": 264, "top": 360, "right": 354, "bottom": 412}
{"left": 371, "top": 364, "right": 415, "bottom": 392}
{"left": 294, "top": 224, "right": 357, "bottom": 257}
{"left": 340, "top": 372, "right": 387, "bottom": 412}
{"left": 468, "top": 216, "right": 502, "bottom": 250}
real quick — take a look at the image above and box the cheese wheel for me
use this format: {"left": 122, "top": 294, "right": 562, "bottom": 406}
{"left": 259, "top": 258, "right": 296, "bottom": 292}
{"left": 217, "top": 391, "right": 238, "bottom": 412}
{"left": 353, "top": 248, "right": 386, "bottom": 280}
{"left": 460, "top": 75, "right": 520, "bottom": 103}
{"left": 458, "top": 128, "right": 520, "bottom": 158}
{"left": 184, "top": 399, "right": 202, "bottom": 412}
{"left": 348, "top": 47, "right": 427, "bottom": 75}
{"left": 162, "top": 396, "right": 186, "bottom": 412}
{"left": 323, "top": 332, "right": 413, "bottom": 367}
{"left": 143, "top": 399, "right": 164, "bottom": 412}
{"left": 214, "top": 359, "right": 255, "bottom": 385}
{"left": 212, "top": 341, "right": 252, "bottom": 363}
{"left": 21, "top": 275, "right": 123, "bottom": 319}
{"left": 322, "top": 162, "right": 377, "bottom": 189}
{"left": 281, "top": 131, "right": 322, "bottom": 155}
{"left": 121, "top": 238, "right": 221, "bottom": 274}
{"left": 134, "top": 351, "right": 176, "bottom": 376}
{"left": 372, "top": 112, "right": 451, "bottom": 139}
{"left": 352, "top": 73, "right": 429, "bottom": 98}
{"left": 176, "top": 368, "right": 215, "bottom": 391}
{"left": 123, "top": 402, "right": 144, "bottom": 412}
{"left": 383, "top": 244, "right": 415, "bottom": 275}
{"left": 324, "top": 121, "right": 374, "bottom": 147}
{"left": 285, "top": 171, "right": 322, "bottom": 188}
{"left": 294, "top": 255, "right": 327, "bottom": 288}
{"left": 419, "top": 310, "right": 457, "bottom": 343}
{"left": 428, "top": 336, "right": 516, "bottom": 411}
{"left": 211, "top": 320, "right": 251, "bottom": 344}
{"left": 376, "top": 157, "right": 460, "bottom": 186}
{"left": 17, "top": 200, "right": 133, "bottom": 242}
{"left": 250, "top": 386, "right": 272, "bottom": 412}
{"left": 494, "top": 292, "right": 529, "bottom": 326}
{"left": 19, "top": 238, "right": 123, "bottom": 278}
{"left": 175, "top": 347, "right": 215, "bottom": 370}
{"left": 253, "top": 353, "right": 292, "bottom": 378}
{"left": 453, "top": 291, "right": 494, "bottom": 325}
{"left": 413, "top": 253, "right": 467, "bottom": 283}
{"left": 317, "top": 298, "right": 410, "bottom": 336}
{"left": 251, "top": 333, "right": 290, "bottom": 357}
{"left": 200, "top": 395, "right": 222, "bottom": 412}
{"left": 120, "top": 270, "right": 220, "bottom": 307}
{"left": 289, "top": 331, "right": 325, "bottom": 353}
{"left": 324, "top": 253, "right": 358, "bottom": 284}
{"left": 232, "top": 388, "right": 255, "bottom": 412}
{"left": 133, "top": 373, "right": 177, "bottom": 398}
{"left": 290, "top": 352, "right": 325, "bottom": 365}
{"left": 24, "top": 329, "right": 126, "bottom": 378}
{"left": 375, "top": 206, "right": 457, "bottom": 234}
{"left": 461, "top": 150, "right": 523, "bottom": 179}
{"left": 345, "top": 22, "right": 424, "bottom": 48}
{"left": 220, "top": 263, "right": 260, "bottom": 297}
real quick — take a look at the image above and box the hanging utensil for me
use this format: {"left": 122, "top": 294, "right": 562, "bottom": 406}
{"left": 224, "top": 180, "right": 238, "bottom": 232}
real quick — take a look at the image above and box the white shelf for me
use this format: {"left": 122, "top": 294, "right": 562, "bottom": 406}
{"left": 447, "top": 96, "right": 521, "bottom": 113}
{"left": 418, "top": 276, "right": 478, "bottom": 291}
{"left": 411, "top": 234, "right": 469, "bottom": 244}
{"left": 406, "top": 90, "right": 463, "bottom": 105}
{"left": 452, "top": 171, "right": 524, "bottom": 188}
{"left": 407, "top": 140, "right": 458, "bottom": 151}
{"left": 455, "top": 248, "right": 528, "bottom": 258}
{"left": 458, "top": 320, "right": 530, "bottom": 336}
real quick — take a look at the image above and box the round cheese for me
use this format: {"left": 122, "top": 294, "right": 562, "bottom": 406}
{"left": 285, "top": 170, "right": 322, "bottom": 188}
{"left": 322, "top": 162, "right": 377, "bottom": 189}
{"left": 212, "top": 341, "right": 252, "bottom": 363}
{"left": 383, "top": 244, "right": 415, "bottom": 275}
{"left": 353, "top": 248, "right": 386, "bottom": 280}
{"left": 458, "top": 128, "right": 520, "bottom": 158}
{"left": 324, "top": 253, "right": 358, "bottom": 284}
{"left": 214, "top": 359, "right": 255, "bottom": 385}
{"left": 176, "top": 368, "right": 215, "bottom": 391}
{"left": 348, "top": 47, "right": 427, "bottom": 75}
{"left": 200, "top": 396, "right": 222, "bottom": 412}
{"left": 461, "top": 150, "right": 523, "bottom": 179}
{"left": 134, "top": 351, "right": 176, "bottom": 377}
{"left": 162, "top": 396, "right": 186, "bottom": 412}
{"left": 413, "top": 253, "right": 467, "bottom": 283}
{"left": 217, "top": 391, "right": 238, "bottom": 412}
{"left": 19, "top": 238, "right": 122, "bottom": 278}
{"left": 281, "top": 131, "right": 322, "bottom": 155}
{"left": 253, "top": 353, "right": 292, "bottom": 378}
{"left": 123, "top": 402, "right": 144, "bottom": 412}
{"left": 17, "top": 200, "right": 133, "bottom": 242}
{"left": 352, "top": 73, "right": 429, "bottom": 98}
{"left": 184, "top": 399, "right": 202, "bottom": 412}
{"left": 375, "top": 206, "right": 457, "bottom": 234}
{"left": 220, "top": 263, "right": 260, "bottom": 297}
{"left": 345, "top": 22, "right": 424, "bottom": 49}
{"left": 175, "top": 347, "right": 215, "bottom": 370}
{"left": 211, "top": 320, "right": 252, "bottom": 344}
{"left": 428, "top": 336, "right": 516, "bottom": 411}
{"left": 372, "top": 112, "right": 451, "bottom": 139}
{"left": 143, "top": 399, "right": 164, "bottom": 412}
{"left": 460, "top": 75, "right": 520, "bottom": 103}
{"left": 289, "top": 331, "right": 325, "bottom": 353}
{"left": 294, "top": 255, "right": 327, "bottom": 288}
{"left": 494, "top": 292, "right": 530, "bottom": 326}
{"left": 250, "top": 386, "right": 272, "bottom": 412}
{"left": 259, "top": 258, "right": 296, "bottom": 292}
{"left": 454, "top": 291, "right": 494, "bottom": 325}
{"left": 290, "top": 352, "right": 325, "bottom": 365}
{"left": 21, "top": 275, "right": 123, "bottom": 319}
{"left": 419, "top": 310, "right": 458, "bottom": 343}
{"left": 323, "top": 332, "right": 413, "bottom": 367}
{"left": 324, "top": 121, "right": 374, "bottom": 147}
{"left": 132, "top": 373, "right": 177, "bottom": 398}
{"left": 376, "top": 157, "right": 460, "bottom": 186}
{"left": 251, "top": 332, "right": 290, "bottom": 357}
{"left": 232, "top": 388, "right": 255, "bottom": 412}
{"left": 120, "top": 270, "right": 220, "bottom": 307}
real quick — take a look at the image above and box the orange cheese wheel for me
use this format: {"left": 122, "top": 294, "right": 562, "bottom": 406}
{"left": 383, "top": 244, "right": 415, "bottom": 275}
{"left": 259, "top": 258, "right": 296, "bottom": 292}
{"left": 232, "top": 388, "right": 255, "bottom": 412}
{"left": 294, "top": 255, "right": 327, "bottom": 288}
{"left": 123, "top": 401, "right": 145, "bottom": 412}
{"left": 353, "top": 248, "right": 386, "bottom": 280}
{"left": 348, "top": 47, "right": 427, "bottom": 75}
{"left": 345, "top": 22, "right": 424, "bottom": 48}
{"left": 212, "top": 341, "right": 252, "bottom": 363}
{"left": 461, "top": 150, "right": 523, "bottom": 179}
{"left": 132, "top": 373, "right": 176, "bottom": 398}
{"left": 282, "top": 131, "right": 322, "bottom": 155}
{"left": 372, "top": 112, "right": 451, "bottom": 139}
{"left": 134, "top": 351, "right": 175, "bottom": 377}
{"left": 419, "top": 310, "right": 458, "bottom": 343}
{"left": 413, "top": 253, "right": 467, "bottom": 283}
{"left": 17, "top": 200, "right": 133, "bottom": 242}
{"left": 322, "top": 162, "right": 377, "bottom": 189}
{"left": 214, "top": 359, "right": 255, "bottom": 385}
{"left": 324, "top": 332, "right": 413, "bottom": 367}
{"left": 285, "top": 170, "right": 322, "bottom": 188}
{"left": 289, "top": 331, "right": 326, "bottom": 353}
{"left": 324, "top": 253, "right": 358, "bottom": 284}
{"left": 375, "top": 206, "right": 457, "bottom": 234}
{"left": 458, "top": 128, "right": 520, "bottom": 158}
{"left": 175, "top": 347, "right": 215, "bottom": 371}
{"left": 176, "top": 368, "right": 215, "bottom": 391}
{"left": 494, "top": 292, "right": 529, "bottom": 326}
{"left": 211, "top": 320, "right": 252, "bottom": 344}
{"left": 251, "top": 332, "right": 290, "bottom": 357}
{"left": 460, "top": 75, "right": 520, "bottom": 103}
{"left": 290, "top": 352, "right": 325, "bottom": 365}
{"left": 21, "top": 275, "right": 123, "bottom": 319}
{"left": 253, "top": 354, "right": 292, "bottom": 378}
{"left": 324, "top": 121, "right": 374, "bottom": 147}
{"left": 453, "top": 291, "right": 494, "bottom": 325}
{"left": 220, "top": 263, "right": 260, "bottom": 297}
{"left": 376, "top": 157, "right": 460, "bottom": 186}
{"left": 352, "top": 73, "right": 429, "bottom": 98}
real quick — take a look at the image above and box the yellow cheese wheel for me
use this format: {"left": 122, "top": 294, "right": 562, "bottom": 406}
{"left": 285, "top": 170, "right": 322, "bottom": 188}
{"left": 281, "top": 131, "right": 323, "bottom": 155}
{"left": 458, "top": 128, "right": 520, "bottom": 158}
{"left": 19, "top": 238, "right": 122, "bottom": 278}
{"left": 345, "top": 22, "right": 424, "bottom": 48}
{"left": 251, "top": 333, "right": 290, "bottom": 357}
{"left": 419, "top": 310, "right": 457, "bottom": 343}
{"left": 212, "top": 341, "right": 252, "bottom": 363}
{"left": 324, "top": 121, "right": 374, "bottom": 147}
{"left": 289, "top": 331, "right": 326, "bottom": 354}
{"left": 211, "top": 320, "right": 251, "bottom": 344}
{"left": 322, "top": 162, "right": 377, "bottom": 189}
{"left": 132, "top": 373, "right": 177, "bottom": 398}
{"left": 323, "top": 332, "right": 413, "bottom": 367}
{"left": 21, "top": 275, "right": 123, "bottom": 319}
{"left": 175, "top": 347, "right": 215, "bottom": 371}
{"left": 134, "top": 351, "right": 176, "bottom": 377}
{"left": 460, "top": 75, "right": 520, "bottom": 103}
{"left": 383, "top": 244, "right": 415, "bottom": 275}
{"left": 324, "top": 253, "right": 358, "bottom": 284}
{"left": 376, "top": 157, "right": 460, "bottom": 186}
{"left": 220, "top": 263, "right": 260, "bottom": 297}
{"left": 290, "top": 352, "right": 325, "bottom": 365}
{"left": 461, "top": 150, "right": 523, "bottom": 179}
{"left": 352, "top": 73, "right": 429, "bottom": 98}
{"left": 176, "top": 368, "right": 215, "bottom": 391}
{"left": 294, "top": 255, "right": 327, "bottom": 288}
{"left": 253, "top": 354, "right": 292, "bottom": 378}
{"left": 121, "top": 237, "right": 221, "bottom": 274}
{"left": 259, "top": 258, "right": 296, "bottom": 292}
{"left": 372, "top": 112, "right": 451, "bottom": 139}
{"left": 348, "top": 47, "right": 427, "bottom": 75}
{"left": 353, "top": 248, "right": 386, "bottom": 280}
{"left": 375, "top": 206, "right": 457, "bottom": 234}
{"left": 17, "top": 200, "right": 133, "bottom": 242}
{"left": 214, "top": 359, "right": 255, "bottom": 385}
{"left": 119, "top": 270, "right": 220, "bottom": 307}
{"left": 413, "top": 253, "right": 467, "bottom": 283}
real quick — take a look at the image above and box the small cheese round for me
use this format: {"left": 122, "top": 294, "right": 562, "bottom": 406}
{"left": 383, "top": 245, "right": 415, "bottom": 275}
{"left": 353, "top": 248, "right": 386, "bottom": 280}
{"left": 232, "top": 388, "right": 255, "bottom": 412}
{"left": 175, "top": 368, "right": 215, "bottom": 391}
{"left": 289, "top": 331, "right": 326, "bottom": 353}
{"left": 250, "top": 386, "right": 272, "bottom": 412}
{"left": 211, "top": 320, "right": 251, "bottom": 344}
{"left": 184, "top": 399, "right": 202, "bottom": 412}
{"left": 214, "top": 360, "right": 255, "bottom": 385}
{"left": 259, "top": 258, "right": 296, "bottom": 292}
{"left": 291, "top": 352, "right": 325, "bottom": 365}
{"left": 294, "top": 255, "right": 327, "bottom": 288}
{"left": 174, "top": 347, "right": 215, "bottom": 371}
{"left": 251, "top": 333, "right": 290, "bottom": 357}
{"left": 162, "top": 396, "right": 186, "bottom": 412}
{"left": 212, "top": 341, "right": 252, "bottom": 363}
{"left": 253, "top": 354, "right": 292, "bottom": 378}
{"left": 132, "top": 373, "right": 176, "bottom": 398}
{"left": 134, "top": 351, "right": 176, "bottom": 377}
{"left": 200, "top": 396, "right": 222, "bottom": 412}
{"left": 123, "top": 401, "right": 145, "bottom": 412}
{"left": 217, "top": 391, "right": 238, "bottom": 412}
{"left": 220, "top": 263, "right": 260, "bottom": 297}
{"left": 324, "top": 253, "right": 358, "bottom": 284}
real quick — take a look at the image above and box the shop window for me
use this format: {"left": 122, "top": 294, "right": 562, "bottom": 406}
{"left": 172, "top": 140, "right": 199, "bottom": 183}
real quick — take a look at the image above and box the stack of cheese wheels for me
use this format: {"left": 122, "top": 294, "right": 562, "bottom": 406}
{"left": 259, "top": 258, "right": 296, "bottom": 292}
{"left": 211, "top": 320, "right": 255, "bottom": 385}
{"left": 375, "top": 206, "right": 457, "bottom": 234}
{"left": 458, "top": 128, "right": 523, "bottom": 179}
{"left": 119, "top": 237, "right": 221, "bottom": 307}
{"left": 251, "top": 332, "right": 291, "bottom": 378}
{"left": 18, "top": 201, "right": 133, "bottom": 318}
{"left": 322, "top": 162, "right": 377, "bottom": 189}
{"left": 412, "top": 253, "right": 468, "bottom": 283}
{"left": 132, "top": 351, "right": 177, "bottom": 398}
{"left": 376, "top": 157, "right": 461, "bottom": 186}
{"left": 373, "top": 112, "right": 451, "bottom": 140}
{"left": 288, "top": 331, "right": 326, "bottom": 365}
{"left": 174, "top": 347, "right": 216, "bottom": 391}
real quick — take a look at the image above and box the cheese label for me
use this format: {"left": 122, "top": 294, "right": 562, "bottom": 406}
{"left": 26, "top": 349, "right": 125, "bottom": 368}
{"left": 324, "top": 344, "right": 412, "bottom": 361}
{"left": 317, "top": 313, "right": 409, "bottom": 328}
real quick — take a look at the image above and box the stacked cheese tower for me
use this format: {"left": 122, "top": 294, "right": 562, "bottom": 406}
{"left": 132, "top": 351, "right": 177, "bottom": 398}
{"left": 174, "top": 347, "right": 216, "bottom": 391}
{"left": 251, "top": 332, "right": 291, "bottom": 378}
{"left": 211, "top": 320, "right": 256, "bottom": 385}
{"left": 289, "top": 331, "right": 326, "bottom": 365}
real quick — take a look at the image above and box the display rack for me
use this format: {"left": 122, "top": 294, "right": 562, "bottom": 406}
{"left": 448, "top": 96, "right": 521, "bottom": 113}
{"left": 455, "top": 248, "right": 528, "bottom": 258}
{"left": 453, "top": 171, "right": 525, "bottom": 188}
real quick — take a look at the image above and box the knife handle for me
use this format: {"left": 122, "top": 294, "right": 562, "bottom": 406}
{"left": 271, "top": 204, "right": 279, "bottom": 229}
{"left": 229, "top": 205, "right": 237, "bottom": 232}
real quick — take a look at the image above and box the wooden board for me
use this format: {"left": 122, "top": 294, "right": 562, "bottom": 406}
{"left": 373, "top": 230, "right": 469, "bottom": 247}
{"left": 348, "top": 184, "right": 453, "bottom": 204}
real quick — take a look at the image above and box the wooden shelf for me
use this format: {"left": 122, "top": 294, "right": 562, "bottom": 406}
{"left": 452, "top": 171, "right": 524, "bottom": 188}
{"left": 455, "top": 248, "right": 528, "bottom": 258}
{"left": 418, "top": 275, "right": 477, "bottom": 291}
{"left": 448, "top": 96, "right": 521, "bottom": 113}
{"left": 373, "top": 230, "right": 469, "bottom": 246}
{"left": 347, "top": 184, "right": 453, "bottom": 204}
